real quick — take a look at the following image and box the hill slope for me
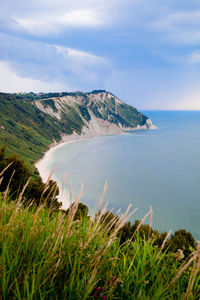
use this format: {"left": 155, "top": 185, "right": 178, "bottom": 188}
{"left": 0, "top": 90, "right": 154, "bottom": 168}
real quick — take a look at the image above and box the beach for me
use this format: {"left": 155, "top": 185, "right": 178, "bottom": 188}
{"left": 35, "top": 132, "right": 91, "bottom": 183}
{"left": 35, "top": 131, "right": 98, "bottom": 209}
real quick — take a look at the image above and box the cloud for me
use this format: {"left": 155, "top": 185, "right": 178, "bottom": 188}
{"left": 163, "top": 50, "right": 200, "bottom": 65}
{"left": 0, "top": 33, "right": 111, "bottom": 92}
{"left": 0, "top": 61, "right": 64, "bottom": 92}
{"left": 149, "top": 10, "right": 200, "bottom": 45}
{"left": 14, "top": 9, "right": 104, "bottom": 35}
{"left": 188, "top": 51, "right": 200, "bottom": 64}
{"left": 55, "top": 45, "right": 105, "bottom": 63}
{"left": 54, "top": 45, "right": 108, "bottom": 76}
{"left": 150, "top": 10, "right": 200, "bottom": 31}
{"left": 1, "top": 0, "right": 200, "bottom": 110}
{"left": 0, "top": 0, "right": 130, "bottom": 35}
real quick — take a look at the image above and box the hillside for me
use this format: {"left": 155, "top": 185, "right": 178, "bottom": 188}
{"left": 0, "top": 90, "right": 154, "bottom": 168}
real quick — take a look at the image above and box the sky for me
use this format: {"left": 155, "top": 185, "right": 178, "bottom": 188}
{"left": 1, "top": 0, "right": 200, "bottom": 109}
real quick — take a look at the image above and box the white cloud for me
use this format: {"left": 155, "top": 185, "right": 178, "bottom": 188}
{"left": 55, "top": 45, "right": 104, "bottom": 62}
{"left": 188, "top": 51, "right": 200, "bottom": 64}
{"left": 14, "top": 9, "right": 104, "bottom": 35}
{"left": 0, "top": 33, "right": 111, "bottom": 92}
{"left": 151, "top": 10, "right": 200, "bottom": 31}
{"left": 0, "top": 61, "right": 65, "bottom": 92}
{"left": 149, "top": 10, "right": 200, "bottom": 45}
{"left": 164, "top": 50, "right": 200, "bottom": 65}
{"left": 1, "top": 0, "right": 133, "bottom": 35}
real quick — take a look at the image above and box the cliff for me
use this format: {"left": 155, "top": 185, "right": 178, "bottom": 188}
{"left": 0, "top": 90, "right": 154, "bottom": 167}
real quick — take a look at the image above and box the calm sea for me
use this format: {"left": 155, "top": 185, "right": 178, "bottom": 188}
{"left": 47, "top": 111, "right": 200, "bottom": 239}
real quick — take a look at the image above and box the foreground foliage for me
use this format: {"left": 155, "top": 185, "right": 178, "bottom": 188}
{"left": 0, "top": 146, "right": 60, "bottom": 209}
{"left": 1, "top": 194, "right": 200, "bottom": 300}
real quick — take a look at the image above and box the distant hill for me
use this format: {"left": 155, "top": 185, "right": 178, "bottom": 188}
{"left": 0, "top": 90, "right": 154, "bottom": 168}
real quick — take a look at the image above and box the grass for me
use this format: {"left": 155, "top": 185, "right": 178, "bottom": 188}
{"left": 1, "top": 187, "right": 200, "bottom": 299}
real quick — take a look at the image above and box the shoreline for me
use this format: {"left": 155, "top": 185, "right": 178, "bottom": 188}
{"left": 35, "top": 132, "right": 93, "bottom": 183}
{"left": 35, "top": 131, "right": 122, "bottom": 209}
{"left": 35, "top": 121, "right": 156, "bottom": 209}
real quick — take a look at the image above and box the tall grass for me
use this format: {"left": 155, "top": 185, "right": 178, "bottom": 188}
{"left": 0, "top": 189, "right": 200, "bottom": 299}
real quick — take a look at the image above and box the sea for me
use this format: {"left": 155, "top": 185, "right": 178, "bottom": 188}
{"left": 46, "top": 111, "right": 200, "bottom": 239}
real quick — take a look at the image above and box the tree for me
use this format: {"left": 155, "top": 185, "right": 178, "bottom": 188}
{"left": 167, "top": 229, "right": 195, "bottom": 257}
{"left": 0, "top": 146, "right": 60, "bottom": 209}
{"left": 65, "top": 202, "right": 89, "bottom": 220}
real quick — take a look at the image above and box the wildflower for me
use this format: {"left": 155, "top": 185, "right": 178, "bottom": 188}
{"left": 96, "top": 287, "right": 101, "bottom": 292}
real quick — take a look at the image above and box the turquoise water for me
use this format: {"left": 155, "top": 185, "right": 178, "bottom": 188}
{"left": 47, "top": 111, "right": 200, "bottom": 239}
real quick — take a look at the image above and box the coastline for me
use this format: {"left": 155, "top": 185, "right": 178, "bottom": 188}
{"left": 35, "top": 132, "right": 93, "bottom": 183}
{"left": 35, "top": 119, "right": 156, "bottom": 209}
{"left": 35, "top": 131, "right": 121, "bottom": 209}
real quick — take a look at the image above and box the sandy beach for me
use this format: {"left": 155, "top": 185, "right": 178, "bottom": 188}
{"left": 35, "top": 131, "right": 98, "bottom": 209}
{"left": 35, "top": 133, "right": 91, "bottom": 183}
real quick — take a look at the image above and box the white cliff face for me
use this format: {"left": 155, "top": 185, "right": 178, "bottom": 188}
{"left": 123, "top": 119, "right": 157, "bottom": 131}
{"left": 35, "top": 100, "right": 62, "bottom": 120}
{"left": 146, "top": 118, "right": 156, "bottom": 129}
{"left": 34, "top": 92, "right": 156, "bottom": 137}
{"left": 81, "top": 112, "right": 123, "bottom": 137}
{"left": 34, "top": 92, "right": 123, "bottom": 120}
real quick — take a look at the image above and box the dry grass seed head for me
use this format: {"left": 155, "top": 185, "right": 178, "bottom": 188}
{"left": 65, "top": 183, "right": 83, "bottom": 238}
{"left": 39, "top": 168, "right": 55, "bottom": 201}
{"left": 167, "top": 250, "right": 199, "bottom": 290}
{"left": 94, "top": 181, "right": 108, "bottom": 215}
{"left": 0, "top": 162, "right": 13, "bottom": 177}
{"left": 3, "top": 170, "right": 15, "bottom": 200}
{"left": 184, "top": 243, "right": 200, "bottom": 299}
{"left": 129, "top": 208, "right": 152, "bottom": 242}
{"left": 18, "top": 178, "right": 31, "bottom": 203}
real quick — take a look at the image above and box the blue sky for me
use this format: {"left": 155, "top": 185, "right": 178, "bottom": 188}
{"left": 1, "top": 0, "right": 200, "bottom": 109}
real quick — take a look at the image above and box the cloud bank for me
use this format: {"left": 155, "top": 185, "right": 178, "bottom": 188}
{"left": 1, "top": 0, "right": 200, "bottom": 109}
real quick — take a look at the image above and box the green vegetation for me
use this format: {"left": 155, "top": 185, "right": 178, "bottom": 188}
{"left": 42, "top": 99, "right": 58, "bottom": 112}
{"left": 0, "top": 146, "right": 60, "bottom": 209}
{"left": 77, "top": 105, "right": 91, "bottom": 122}
{"left": 0, "top": 91, "right": 149, "bottom": 169}
{"left": 0, "top": 93, "right": 85, "bottom": 168}
{"left": 14, "top": 91, "right": 90, "bottom": 101}
{"left": 1, "top": 191, "right": 200, "bottom": 299}
{"left": 88, "top": 96, "right": 148, "bottom": 127}
{"left": 117, "top": 103, "right": 147, "bottom": 127}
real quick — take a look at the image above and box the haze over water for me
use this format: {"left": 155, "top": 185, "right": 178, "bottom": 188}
{"left": 47, "top": 111, "right": 200, "bottom": 239}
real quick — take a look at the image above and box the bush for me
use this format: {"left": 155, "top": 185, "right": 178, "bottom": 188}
{"left": 0, "top": 146, "right": 60, "bottom": 209}
{"left": 167, "top": 229, "right": 196, "bottom": 257}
